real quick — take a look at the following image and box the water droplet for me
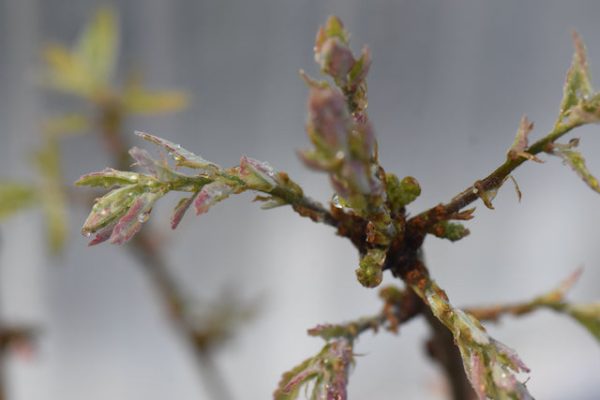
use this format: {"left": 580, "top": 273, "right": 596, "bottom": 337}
{"left": 331, "top": 194, "right": 347, "bottom": 210}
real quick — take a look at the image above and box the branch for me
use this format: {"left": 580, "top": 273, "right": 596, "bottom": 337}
{"left": 408, "top": 118, "right": 582, "bottom": 234}
{"left": 307, "top": 286, "right": 422, "bottom": 341}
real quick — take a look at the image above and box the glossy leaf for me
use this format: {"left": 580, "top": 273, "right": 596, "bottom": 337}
{"left": 194, "top": 181, "right": 234, "bottom": 215}
{"left": 109, "top": 191, "right": 161, "bottom": 244}
{"left": 135, "top": 131, "right": 220, "bottom": 173}
{"left": 274, "top": 338, "right": 353, "bottom": 400}
{"left": 75, "top": 168, "right": 150, "bottom": 188}
{"left": 406, "top": 268, "right": 533, "bottom": 399}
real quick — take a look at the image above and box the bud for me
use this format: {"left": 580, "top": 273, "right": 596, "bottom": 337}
{"left": 356, "top": 248, "right": 386, "bottom": 288}
{"left": 316, "top": 38, "right": 355, "bottom": 84}
{"left": 385, "top": 174, "right": 421, "bottom": 209}
{"left": 307, "top": 87, "right": 351, "bottom": 151}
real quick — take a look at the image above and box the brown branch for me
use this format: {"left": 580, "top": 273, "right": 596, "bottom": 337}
{"left": 466, "top": 301, "right": 543, "bottom": 323}
{"left": 308, "top": 287, "right": 422, "bottom": 341}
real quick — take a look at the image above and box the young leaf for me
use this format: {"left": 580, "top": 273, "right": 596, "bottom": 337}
{"left": 194, "top": 181, "right": 234, "bottom": 215}
{"left": 41, "top": 43, "right": 95, "bottom": 97}
{"left": 75, "top": 168, "right": 149, "bottom": 188}
{"left": 135, "top": 131, "right": 221, "bottom": 173}
{"left": 274, "top": 338, "right": 353, "bottom": 400}
{"left": 550, "top": 139, "right": 600, "bottom": 194}
{"left": 405, "top": 267, "right": 533, "bottom": 399}
{"left": 507, "top": 116, "right": 541, "bottom": 162}
{"left": 81, "top": 185, "right": 145, "bottom": 236}
{"left": 75, "top": 6, "right": 118, "bottom": 88}
{"left": 559, "top": 32, "right": 593, "bottom": 119}
{"left": 109, "top": 191, "right": 161, "bottom": 244}
{"left": 171, "top": 193, "right": 199, "bottom": 229}
{"left": 565, "top": 303, "right": 600, "bottom": 343}
{"left": 238, "top": 156, "right": 281, "bottom": 192}
{"left": 123, "top": 76, "right": 188, "bottom": 115}
{"left": 0, "top": 182, "right": 37, "bottom": 221}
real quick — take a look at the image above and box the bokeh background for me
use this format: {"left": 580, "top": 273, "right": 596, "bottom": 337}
{"left": 1, "top": 1, "right": 600, "bottom": 399}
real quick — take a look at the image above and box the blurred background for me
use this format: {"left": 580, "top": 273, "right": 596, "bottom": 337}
{"left": 1, "top": 0, "right": 599, "bottom": 399}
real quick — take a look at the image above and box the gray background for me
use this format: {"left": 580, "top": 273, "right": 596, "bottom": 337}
{"left": 1, "top": 0, "right": 599, "bottom": 399}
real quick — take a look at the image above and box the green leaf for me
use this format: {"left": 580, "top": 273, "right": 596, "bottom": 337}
{"left": 565, "top": 303, "right": 600, "bottom": 343}
{"left": 75, "top": 6, "right": 118, "bottom": 88}
{"left": 75, "top": 168, "right": 150, "bottom": 188}
{"left": 550, "top": 139, "right": 600, "bottom": 194}
{"left": 81, "top": 185, "right": 145, "bottom": 236}
{"left": 123, "top": 76, "right": 188, "bottom": 115}
{"left": 34, "top": 141, "right": 69, "bottom": 253}
{"left": 41, "top": 43, "right": 95, "bottom": 97}
{"left": 0, "top": 182, "right": 37, "bottom": 221}
{"left": 559, "top": 32, "right": 593, "bottom": 119}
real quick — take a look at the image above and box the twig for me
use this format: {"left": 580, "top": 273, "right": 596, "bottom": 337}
{"left": 408, "top": 119, "right": 583, "bottom": 235}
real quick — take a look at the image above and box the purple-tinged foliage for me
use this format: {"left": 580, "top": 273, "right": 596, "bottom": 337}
{"left": 170, "top": 193, "right": 198, "bottom": 229}
{"left": 135, "top": 131, "right": 220, "bottom": 174}
{"left": 78, "top": 133, "right": 314, "bottom": 244}
{"left": 507, "top": 116, "right": 541, "bottom": 163}
{"left": 194, "top": 181, "right": 234, "bottom": 215}
{"left": 109, "top": 191, "right": 160, "bottom": 244}
{"left": 274, "top": 338, "right": 353, "bottom": 400}
{"left": 238, "top": 156, "right": 281, "bottom": 192}
{"left": 70, "top": 15, "right": 600, "bottom": 399}
{"left": 405, "top": 268, "right": 534, "bottom": 399}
